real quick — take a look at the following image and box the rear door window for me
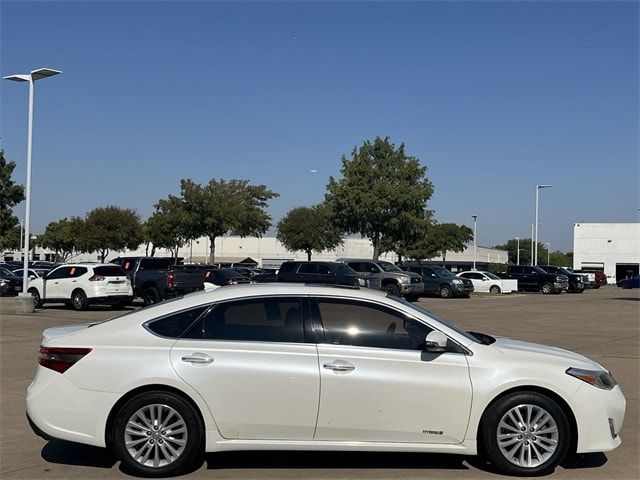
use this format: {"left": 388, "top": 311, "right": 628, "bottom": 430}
{"left": 147, "top": 306, "right": 210, "bottom": 338}
{"left": 298, "top": 263, "right": 317, "bottom": 274}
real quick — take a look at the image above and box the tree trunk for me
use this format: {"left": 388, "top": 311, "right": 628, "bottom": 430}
{"left": 372, "top": 231, "right": 381, "bottom": 260}
{"left": 397, "top": 253, "right": 403, "bottom": 264}
{"left": 144, "top": 242, "right": 149, "bottom": 256}
{"left": 209, "top": 235, "right": 216, "bottom": 264}
{"left": 306, "top": 250, "right": 312, "bottom": 261}
{"left": 150, "top": 245, "right": 156, "bottom": 257}
{"left": 100, "top": 248, "right": 108, "bottom": 263}
{"left": 442, "top": 251, "right": 446, "bottom": 268}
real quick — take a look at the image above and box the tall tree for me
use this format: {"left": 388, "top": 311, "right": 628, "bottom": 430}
{"left": 78, "top": 206, "right": 142, "bottom": 262}
{"left": 0, "top": 224, "right": 21, "bottom": 251}
{"left": 493, "top": 238, "right": 558, "bottom": 266}
{"left": 326, "top": 137, "right": 434, "bottom": 260}
{"left": 37, "top": 218, "right": 77, "bottom": 262}
{"left": 0, "top": 150, "right": 25, "bottom": 247}
{"left": 430, "top": 223, "right": 474, "bottom": 265}
{"left": 146, "top": 196, "right": 191, "bottom": 262}
{"left": 277, "top": 203, "right": 343, "bottom": 261}
{"left": 180, "top": 178, "right": 279, "bottom": 262}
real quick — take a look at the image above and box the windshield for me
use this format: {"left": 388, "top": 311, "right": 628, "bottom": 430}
{"left": 0, "top": 267, "right": 14, "bottom": 276}
{"left": 387, "top": 296, "right": 480, "bottom": 344}
{"left": 378, "top": 261, "right": 402, "bottom": 272}
{"left": 432, "top": 267, "right": 455, "bottom": 277}
{"left": 485, "top": 272, "right": 501, "bottom": 280}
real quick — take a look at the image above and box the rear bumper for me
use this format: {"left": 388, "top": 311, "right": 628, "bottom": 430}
{"left": 89, "top": 295, "right": 133, "bottom": 305}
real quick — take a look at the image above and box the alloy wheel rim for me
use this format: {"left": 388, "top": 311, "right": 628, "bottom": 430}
{"left": 497, "top": 403, "right": 559, "bottom": 468}
{"left": 73, "top": 293, "right": 83, "bottom": 307}
{"left": 124, "top": 404, "right": 188, "bottom": 468}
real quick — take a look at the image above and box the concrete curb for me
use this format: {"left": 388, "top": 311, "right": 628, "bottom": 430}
{"left": 0, "top": 296, "right": 36, "bottom": 315}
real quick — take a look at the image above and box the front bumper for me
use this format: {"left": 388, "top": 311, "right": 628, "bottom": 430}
{"left": 0, "top": 282, "right": 22, "bottom": 296}
{"left": 570, "top": 383, "right": 626, "bottom": 453}
{"left": 452, "top": 283, "right": 474, "bottom": 295}
{"left": 400, "top": 283, "right": 424, "bottom": 295}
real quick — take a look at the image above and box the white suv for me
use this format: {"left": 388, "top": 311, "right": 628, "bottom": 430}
{"left": 27, "top": 263, "right": 133, "bottom": 310}
{"left": 27, "top": 284, "right": 625, "bottom": 477}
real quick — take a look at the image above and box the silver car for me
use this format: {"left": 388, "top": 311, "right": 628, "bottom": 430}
{"left": 337, "top": 258, "right": 423, "bottom": 300}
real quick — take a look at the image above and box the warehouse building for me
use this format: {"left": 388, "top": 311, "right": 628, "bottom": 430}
{"left": 573, "top": 223, "right": 640, "bottom": 284}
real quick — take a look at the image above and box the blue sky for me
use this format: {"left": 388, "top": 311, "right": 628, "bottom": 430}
{"left": 1, "top": 1, "right": 638, "bottom": 251}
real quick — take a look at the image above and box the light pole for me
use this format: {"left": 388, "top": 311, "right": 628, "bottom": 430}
{"left": 471, "top": 215, "right": 478, "bottom": 270}
{"left": 4, "top": 68, "right": 61, "bottom": 296}
{"left": 530, "top": 224, "right": 534, "bottom": 266}
{"left": 515, "top": 236, "right": 520, "bottom": 265}
{"left": 545, "top": 242, "right": 551, "bottom": 265}
{"left": 534, "top": 184, "right": 554, "bottom": 266}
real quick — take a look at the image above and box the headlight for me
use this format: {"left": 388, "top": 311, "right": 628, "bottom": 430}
{"left": 0, "top": 279, "right": 8, "bottom": 286}
{"left": 357, "top": 278, "right": 366, "bottom": 287}
{"left": 452, "top": 279, "right": 463, "bottom": 285}
{"left": 399, "top": 276, "right": 410, "bottom": 284}
{"left": 566, "top": 368, "right": 617, "bottom": 390}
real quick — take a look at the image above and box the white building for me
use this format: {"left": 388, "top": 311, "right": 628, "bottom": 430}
{"left": 573, "top": 223, "right": 640, "bottom": 284}
{"left": 2, "top": 235, "right": 508, "bottom": 271}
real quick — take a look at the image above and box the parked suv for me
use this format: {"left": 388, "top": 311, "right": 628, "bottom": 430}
{"left": 337, "top": 258, "right": 423, "bottom": 300}
{"left": 0, "top": 266, "right": 23, "bottom": 297}
{"left": 277, "top": 261, "right": 381, "bottom": 289}
{"left": 111, "top": 257, "right": 204, "bottom": 305}
{"left": 402, "top": 264, "right": 474, "bottom": 298}
{"left": 538, "top": 266, "right": 587, "bottom": 293}
{"left": 26, "top": 263, "right": 133, "bottom": 310}
{"left": 500, "top": 265, "right": 569, "bottom": 294}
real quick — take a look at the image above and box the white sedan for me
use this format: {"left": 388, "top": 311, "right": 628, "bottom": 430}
{"left": 28, "top": 284, "right": 625, "bottom": 477}
{"left": 457, "top": 270, "right": 517, "bottom": 294}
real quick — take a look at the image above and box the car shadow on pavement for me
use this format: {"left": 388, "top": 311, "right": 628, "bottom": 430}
{"left": 41, "top": 440, "right": 116, "bottom": 468}
{"left": 205, "top": 451, "right": 471, "bottom": 471}
{"left": 561, "top": 452, "right": 608, "bottom": 469}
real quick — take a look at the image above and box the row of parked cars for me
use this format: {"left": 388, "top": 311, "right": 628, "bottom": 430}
{"left": 0, "top": 256, "right": 623, "bottom": 310}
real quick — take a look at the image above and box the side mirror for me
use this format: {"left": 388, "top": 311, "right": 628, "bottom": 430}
{"left": 424, "top": 331, "right": 448, "bottom": 353}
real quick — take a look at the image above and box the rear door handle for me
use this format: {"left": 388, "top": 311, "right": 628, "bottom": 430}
{"left": 323, "top": 361, "right": 355, "bottom": 372}
{"left": 181, "top": 353, "right": 214, "bottom": 365}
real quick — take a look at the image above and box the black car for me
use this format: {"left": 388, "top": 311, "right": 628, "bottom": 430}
{"left": 277, "top": 261, "right": 381, "bottom": 289}
{"left": 0, "top": 266, "right": 24, "bottom": 297}
{"left": 538, "top": 265, "right": 587, "bottom": 293}
{"left": 203, "top": 268, "right": 252, "bottom": 286}
{"left": 402, "top": 264, "right": 474, "bottom": 298}
{"left": 500, "top": 265, "right": 569, "bottom": 294}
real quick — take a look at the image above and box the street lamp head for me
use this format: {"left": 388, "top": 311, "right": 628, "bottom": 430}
{"left": 4, "top": 68, "right": 61, "bottom": 83}
{"left": 471, "top": 215, "right": 478, "bottom": 220}
{"left": 3, "top": 74, "right": 30, "bottom": 82}
{"left": 537, "top": 184, "right": 554, "bottom": 189}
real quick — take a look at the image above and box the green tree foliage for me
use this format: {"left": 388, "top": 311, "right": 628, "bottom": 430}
{"left": 429, "top": 223, "right": 474, "bottom": 264}
{"left": 146, "top": 196, "right": 192, "bottom": 262}
{"left": 276, "top": 203, "right": 343, "bottom": 261}
{"left": 180, "top": 178, "right": 279, "bottom": 263}
{"left": 326, "top": 137, "right": 434, "bottom": 260}
{"left": 37, "top": 218, "right": 77, "bottom": 262}
{"left": 0, "top": 224, "right": 21, "bottom": 251}
{"left": 493, "top": 238, "right": 572, "bottom": 266}
{"left": 77, "top": 206, "right": 142, "bottom": 262}
{"left": 0, "top": 150, "right": 25, "bottom": 247}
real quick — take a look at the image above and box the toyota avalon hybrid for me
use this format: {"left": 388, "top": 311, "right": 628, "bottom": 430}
{"left": 27, "top": 284, "right": 625, "bottom": 477}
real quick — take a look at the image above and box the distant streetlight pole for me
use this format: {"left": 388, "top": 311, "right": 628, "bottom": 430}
{"left": 545, "top": 242, "right": 551, "bottom": 265}
{"left": 534, "top": 184, "right": 554, "bottom": 266}
{"left": 515, "top": 236, "right": 520, "bottom": 265}
{"left": 530, "top": 224, "right": 534, "bottom": 266}
{"left": 4, "top": 68, "right": 61, "bottom": 296}
{"left": 471, "top": 215, "right": 478, "bottom": 270}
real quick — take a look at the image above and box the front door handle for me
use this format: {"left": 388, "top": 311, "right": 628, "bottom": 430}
{"left": 181, "top": 353, "right": 214, "bottom": 365}
{"left": 323, "top": 361, "right": 355, "bottom": 372}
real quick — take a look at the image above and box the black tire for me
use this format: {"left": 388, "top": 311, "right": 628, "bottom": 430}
{"left": 71, "top": 289, "right": 88, "bottom": 311}
{"left": 439, "top": 285, "right": 452, "bottom": 298}
{"left": 384, "top": 282, "right": 401, "bottom": 297}
{"left": 541, "top": 283, "right": 553, "bottom": 295}
{"left": 142, "top": 287, "right": 161, "bottom": 306}
{"left": 112, "top": 390, "right": 203, "bottom": 477}
{"left": 489, "top": 285, "right": 501, "bottom": 295}
{"left": 481, "top": 391, "right": 570, "bottom": 476}
{"left": 404, "top": 294, "right": 421, "bottom": 302}
{"left": 28, "top": 288, "right": 42, "bottom": 308}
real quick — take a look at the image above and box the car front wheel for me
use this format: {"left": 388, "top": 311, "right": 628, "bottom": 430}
{"left": 112, "top": 391, "right": 203, "bottom": 477}
{"left": 541, "top": 283, "right": 554, "bottom": 295}
{"left": 384, "top": 282, "right": 401, "bottom": 297}
{"left": 439, "top": 285, "right": 452, "bottom": 298}
{"left": 481, "top": 391, "right": 570, "bottom": 476}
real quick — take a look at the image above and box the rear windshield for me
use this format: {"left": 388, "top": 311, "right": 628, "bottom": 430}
{"left": 94, "top": 266, "right": 127, "bottom": 277}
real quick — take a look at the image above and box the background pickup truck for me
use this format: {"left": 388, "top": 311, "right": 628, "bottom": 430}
{"left": 500, "top": 265, "right": 569, "bottom": 294}
{"left": 111, "top": 257, "right": 204, "bottom": 305}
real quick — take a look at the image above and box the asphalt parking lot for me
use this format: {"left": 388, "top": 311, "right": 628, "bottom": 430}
{"left": 1, "top": 287, "right": 638, "bottom": 480}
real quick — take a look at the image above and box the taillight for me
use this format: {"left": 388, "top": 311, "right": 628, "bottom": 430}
{"left": 88, "top": 275, "right": 105, "bottom": 281}
{"left": 167, "top": 272, "right": 175, "bottom": 287}
{"left": 38, "top": 346, "right": 92, "bottom": 374}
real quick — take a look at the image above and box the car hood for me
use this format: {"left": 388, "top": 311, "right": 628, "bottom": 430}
{"left": 0, "top": 274, "right": 22, "bottom": 282}
{"left": 492, "top": 336, "right": 602, "bottom": 370}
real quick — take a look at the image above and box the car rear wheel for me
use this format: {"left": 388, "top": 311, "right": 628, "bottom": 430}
{"left": 541, "top": 283, "right": 553, "bottom": 295}
{"left": 112, "top": 391, "right": 203, "bottom": 477}
{"left": 439, "top": 285, "right": 452, "bottom": 298}
{"left": 481, "top": 391, "right": 570, "bottom": 476}
{"left": 489, "top": 285, "right": 501, "bottom": 294}
{"left": 71, "top": 289, "right": 88, "bottom": 311}
{"left": 143, "top": 287, "right": 161, "bottom": 306}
